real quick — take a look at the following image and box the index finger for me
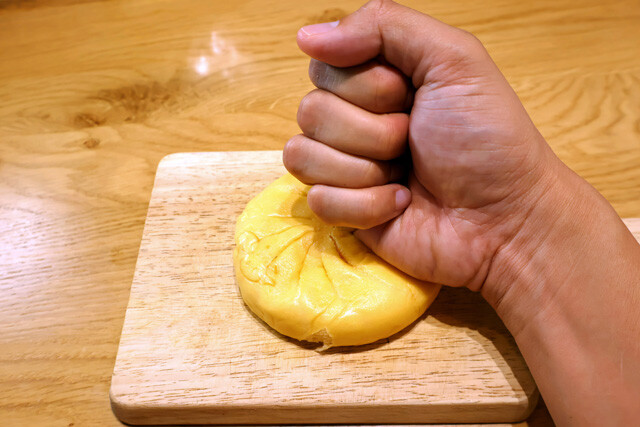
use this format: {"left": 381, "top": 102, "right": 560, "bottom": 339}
{"left": 309, "top": 59, "right": 413, "bottom": 114}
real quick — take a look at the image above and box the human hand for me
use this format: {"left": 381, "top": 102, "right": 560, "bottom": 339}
{"left": 284, "top": 0, "right": 561, "bottom": 291}
{"left": 285, "top": 3, "right": 640, "bottom": 423}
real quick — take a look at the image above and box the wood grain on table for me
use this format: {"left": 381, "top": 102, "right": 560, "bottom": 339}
{"left": 1, "top": 0, "right": 639, "bottom": 426}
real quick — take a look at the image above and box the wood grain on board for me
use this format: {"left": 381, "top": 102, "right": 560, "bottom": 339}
{"left": 109, "top": 151, "right": 638, "bottom": 425}
{"left": 2, "top": 0, "right": 640, "bottom": 425}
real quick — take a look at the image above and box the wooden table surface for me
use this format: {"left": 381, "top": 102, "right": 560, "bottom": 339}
{"left": 1, "top": 0, "right": 638, "bottom": 425}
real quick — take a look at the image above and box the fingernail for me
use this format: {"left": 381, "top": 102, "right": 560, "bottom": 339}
{"left": 299, "top": 21, "right": 339, "bottom": 37}
{"left": 395, "top": 188, "right": 411, "bottom": 210}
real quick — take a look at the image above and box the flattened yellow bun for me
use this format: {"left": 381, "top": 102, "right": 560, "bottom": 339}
{"left": 234, "top": 173, "right": 440, "bottom": 348}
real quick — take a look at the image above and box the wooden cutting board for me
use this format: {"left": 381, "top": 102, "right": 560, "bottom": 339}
{"left": 109, "top": 151, "right": 640, "bottom": 425}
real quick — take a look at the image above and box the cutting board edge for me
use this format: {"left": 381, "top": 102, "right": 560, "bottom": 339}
{"left": 111, "top": 151, "right": 639, "bottom": 425}
{"left": 109, "top": 386, "right": 539, "bottom": 425}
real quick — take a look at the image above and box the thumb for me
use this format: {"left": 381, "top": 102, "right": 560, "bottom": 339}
{"left": 297, "top": 0, "right": 483, "bottom": 86}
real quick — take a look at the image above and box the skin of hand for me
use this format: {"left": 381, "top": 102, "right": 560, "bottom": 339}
{"left": 284, "top": 0, "right": 640, "bottom": 425}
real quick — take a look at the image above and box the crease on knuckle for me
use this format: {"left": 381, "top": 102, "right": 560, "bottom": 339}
{"left": 377, "top": 116, "right": 404, "bottom": 159}
{"left": 362, "top": 190, "right": 380, "bottom": 228}
{"left": 369, "top": 66, "right": 386, "bottom": 112}
{"left": 362, "top": 160, "right": 384, "bottom": 186}
{"left": 383, "top": 160, "right": 395, "bottom": 183}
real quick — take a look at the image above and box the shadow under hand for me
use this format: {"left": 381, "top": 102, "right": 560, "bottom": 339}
{"left": 428, "top": 286, "right": 539, "bottom": 405}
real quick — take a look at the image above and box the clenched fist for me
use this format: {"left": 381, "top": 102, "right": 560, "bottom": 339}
{"left": 283, "top": 1, "right": 640, "bottom": 425}
{"left": 284, "top": 0, "right": 557, "bottom": 291}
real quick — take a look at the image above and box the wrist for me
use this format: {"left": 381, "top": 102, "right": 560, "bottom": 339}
{"left": 481, "top": 152, "right": 640, "bottom": 424}
{"left": 481, "top": 154, "right": 623, "bottom": 336}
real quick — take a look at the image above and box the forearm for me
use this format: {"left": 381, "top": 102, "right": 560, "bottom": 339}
{"left": 484, "top": 158, "right": 640, "bottom": 425}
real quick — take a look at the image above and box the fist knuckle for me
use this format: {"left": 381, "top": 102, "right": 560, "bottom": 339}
{"left": 372, "top": 82, "right": 392, "bottom": 113}
{"left": 371, "top": 66, "right": 405, "bottom": 112}
{"left": 307, "top": 188, "right": 332, "bottom": 222}
{"left": 297, "top": 89, "right": 324, "bottom": 136}
{"left": 458, "top": 30, "right": 488, "bottom": 58}
{"left": 436, "top": 31, "right": 487, "bottom": 70}
{"left": 296, "top": 94, "right": 312, "bottom": 130}
{"left": 283, "top": 136, "right": 308, "bottom": 177}
{"left": 309, "top": 59, "right": 336, "bottom": 91}
{"left": 308, "top": 59, "right": 324, "bottom": 87}
{"left": 367, "top": 0, "right": 394, "bottom": 18}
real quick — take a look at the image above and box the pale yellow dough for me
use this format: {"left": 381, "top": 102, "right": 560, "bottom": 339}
{"left": 233, "top": 173, "right": 440, "bottom": 348}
